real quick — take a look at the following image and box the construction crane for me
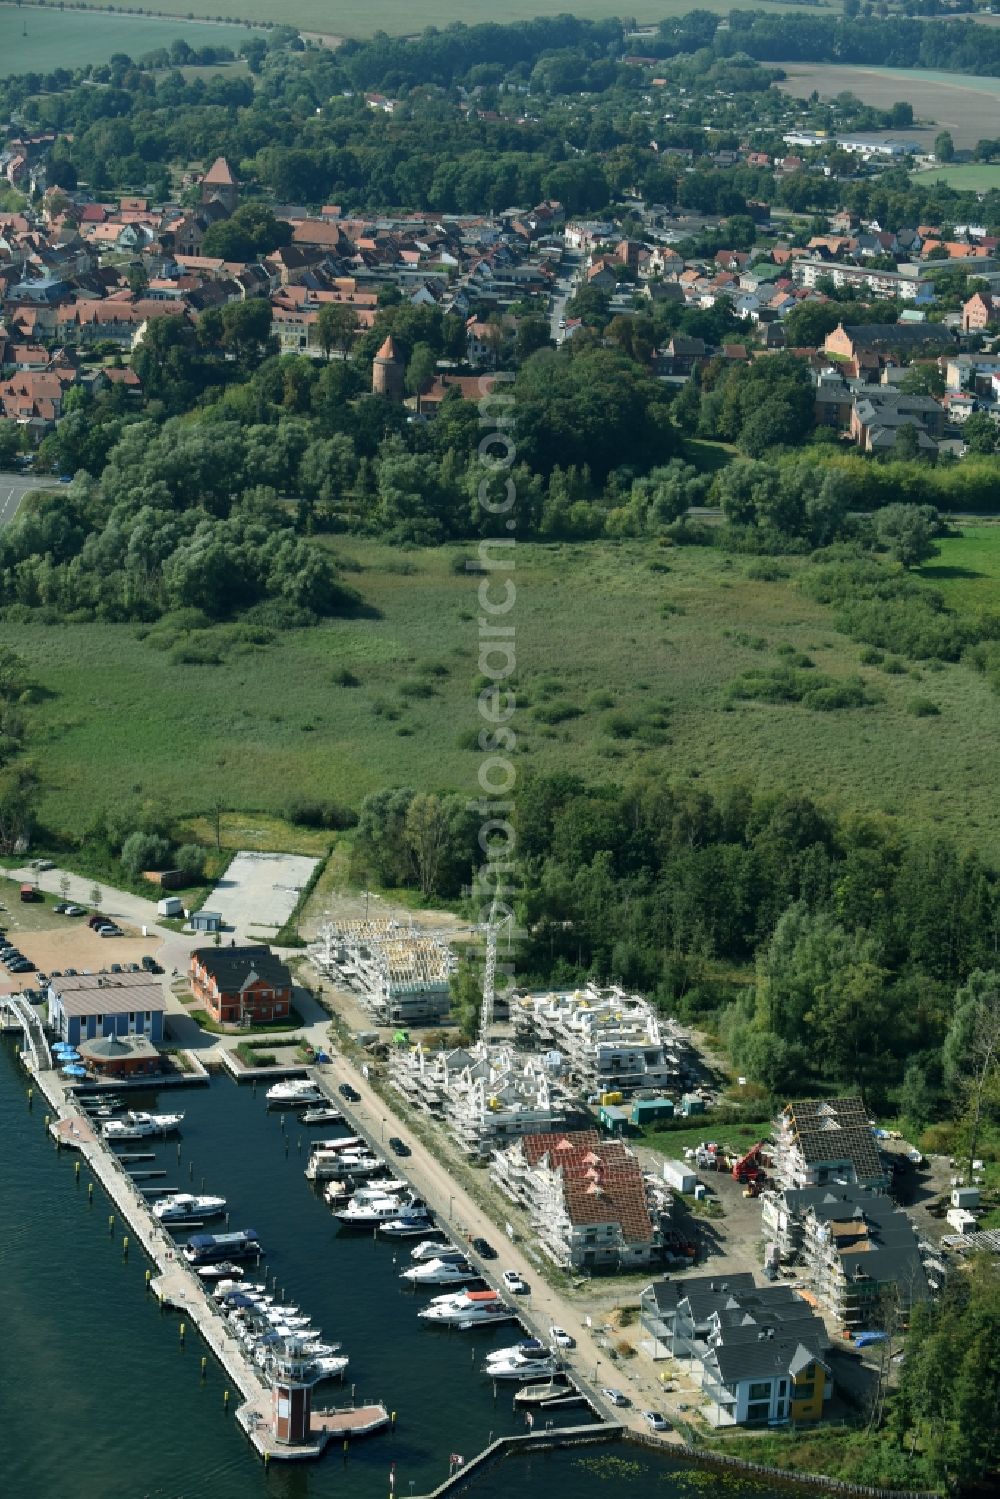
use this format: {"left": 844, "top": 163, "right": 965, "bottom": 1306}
{"left": 478, "top": 887, "right": 511, "bottom": 1049}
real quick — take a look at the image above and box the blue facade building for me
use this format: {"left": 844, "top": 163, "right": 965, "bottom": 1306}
{"left": 48, "top": 973, "right": 166, "bottom": 1047}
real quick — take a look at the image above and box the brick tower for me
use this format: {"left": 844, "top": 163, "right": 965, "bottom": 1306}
{"left": 372, "top": 334, "right": 404, "bottom": 403}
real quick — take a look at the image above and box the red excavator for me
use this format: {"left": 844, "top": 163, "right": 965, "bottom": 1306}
{"left": 732, "top": 1144, "right": 765, "bottom": 1185}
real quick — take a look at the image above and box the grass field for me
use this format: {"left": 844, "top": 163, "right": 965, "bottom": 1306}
{"left": 774, "top": 62, "right": 1000, "bottom": 150}
{"left": 0, "top": 7, "right": 262, "bottom": 76}
{"left": 25, "top": 0, "right": 826, "bottom": 46}
{"left": 6, "top": 534, "right": 1000, "bottom": 861}
{"left": 919, "top": 523, "right": 1000, "bottom": 614}
{"left": 917, "top": 164, "right": 1000, "bottom": 190}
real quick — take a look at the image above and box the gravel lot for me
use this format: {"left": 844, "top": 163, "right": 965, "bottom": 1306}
{"left": 206, "top": 850, "right": 320, "bottom": 940}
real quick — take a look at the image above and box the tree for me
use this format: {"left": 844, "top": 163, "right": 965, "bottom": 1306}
{"left": 514, "top": 317, "right": 551, "bottom": 363}
{"left": 943, "top": 969, "right": 1000, "bottom": 1175}
{"left": 315, "top": 303, "right": 357, "bottom": 361}
{"left": 875, "top": 503, "right": 939, "bottom": 568}
{"left": 89, "top": 884, "right": 102, "bottom": 912}
{"left": 174, "top": 843, "right": 206, "bottom": 882}
{"left": 59, "top": 872, "right": 71, "bottom": 902}
{"left": 934, "top": 130, "right": 955, "bottom": 162}
{"left": 405, "top": 342, "right": 438, "bottom": 398}
{"left": 121, "top": 830, "right": 172, "bottom": 879}
{"left": 404, "top": 792, "right": 449, "bottom": 896}
{"left": 221, "top": 299, "right": 272, "bottom": 364}
{"left": 962, "top": 411, "right": 997, "bottom": 455}
{"left": 893, "top": 422, "right": 921, "bottom": 462}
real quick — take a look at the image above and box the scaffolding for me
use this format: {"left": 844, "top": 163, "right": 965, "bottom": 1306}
{"left": 308, "top": 919, "right": 455, "bottom": 1025}
{"left": 512, "top": 983, "right": 687, "bottom": 1098}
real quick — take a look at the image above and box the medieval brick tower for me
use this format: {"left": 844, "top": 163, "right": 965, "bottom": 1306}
{"left": 372, "top": 334, "right": 404, "bottom": 402}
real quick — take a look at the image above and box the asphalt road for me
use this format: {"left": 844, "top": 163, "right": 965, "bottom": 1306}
{"left": 0, "top": 473, "right": 50, "bottom": 527}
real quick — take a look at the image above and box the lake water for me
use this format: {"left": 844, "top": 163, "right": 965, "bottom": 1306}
{"left": 2, "top": 1039, "right": 789, "bottom": 1499}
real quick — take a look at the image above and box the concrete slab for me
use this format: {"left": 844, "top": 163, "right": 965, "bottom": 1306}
{"left": 206, "top": 852, "right": 320, "bottom": 942}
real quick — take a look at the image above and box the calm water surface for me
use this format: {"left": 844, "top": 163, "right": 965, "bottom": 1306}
{"left": 2, "top": 1041, "right": 789, "bottom": 1499}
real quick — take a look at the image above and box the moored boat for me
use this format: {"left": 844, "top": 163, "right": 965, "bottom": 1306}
{"left": 418, "top": 1289, "right": 514, "bottom": 1327}
{"left": 103, "top": 1110, "right": 184, "bottom": 1139}
{"left": 183, "top": 1229, "right": 261, "bottom": 1265}
{"left": 265, "top": 1078, "right": 322, "bottom": 1106}
{"left": 300, "top": 1107, "right": 342, "bottom": 1125}
{"left": 401, "top": 1256, "right": 480, "bottom": 1287}
{"left": 198, "top": 1261, "right": 245, "bottom": 1282}
{"left": 153, "top": 1193, "right": 227, "bottom": 1222}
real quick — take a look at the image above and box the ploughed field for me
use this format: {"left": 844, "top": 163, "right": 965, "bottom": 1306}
{"left": 774, "top": 62, "right": 1000, "bottom": 149}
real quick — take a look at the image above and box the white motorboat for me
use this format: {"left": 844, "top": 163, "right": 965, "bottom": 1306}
{"left": 410, "top": 1239, "right": 455, "bottom": 1263}
{"left": 485, "top": 1351, "right": 561, "bottom": 1382}
{"left": 401, "top": 1257, "right": 479, "bottom": 1287}
{"left": 332, "top": 1151, "right": 383, "bottom": 1179}
{"left": 485, "top": 1339, "right": 548, "bottom": 1365}
{"left": 309, "top": 1354, "right": 349, "bottom": 1380}
{"left": 103, "top": 1111, "right": 184, "bottom": 1139}
{"left": 153, "top": 1193, "right": 227, "bottom": 1222}
{"left": 418, "top": 1290, "right": 514, "bottom": 1327}
{"left": 305, "top": 1139, "right": 364, "bottom": 1180}
{"left": 300, "top": 1341, "right": 341, "bottom": 1357}
{"left": 380, "top": 1205, "right": 435, "bottom": 1238}
{"left": 301, "top": 1107, "right": 342, "bottom": 1125}
{"left": 198, "top": 1262, "right": 245, "bottom": 1282}
{"left": 337, "top": 1189, "right": 427, "bottom": 1226}
{"left": 265, "top": 1079, "right": 322, "bottom": 1106}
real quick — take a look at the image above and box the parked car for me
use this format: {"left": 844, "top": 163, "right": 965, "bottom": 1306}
{"left": 140, "top": 955, "right": 162, "bottom": 973}
{"left": 388, "top": 1136, "right": 410, "bottom": 1157}
{"left": 338, "top": 1083, "right": 361, "bottom": 1103}
{"left": 87, "top": 915, "right": 106, "bottom": 929}
{"left": 98, "top": 926, "right": 122, "bottom": 938}
{"left": 110, "top": 963, "right": 123, "bottom": 974}
{"left": 472, "top": 1237, "right": 497, "bottom": 1260}
{"left": 126, "top": 962, "right": 140, "bottom": 973}
{"left": 64, "top": 906, "right": 86, "bottom": 917}
{"left": 643, "top": 1411, "right": 668, "bottom": 1432}
{"left": 501, "top": 1270, "right": 527, "bottom": 1295}
{"left": 53, "top": 902, "right": 69, "bottom": 914}
{"left": 601, "top": 1389, "right": 630, "bottom": 1408}
{"left": 64, "top": 968, "right": 78, "bottom": 977}
{"left": 549, "top": 1326, "right": 575, "bottom": 1348}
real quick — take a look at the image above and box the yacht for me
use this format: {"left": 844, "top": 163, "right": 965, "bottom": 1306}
{"left": 301, "top": 1107, "right": 342, "bottom": 1125}
{"left": 198, "top": 1262, "right": 245, "bottom": 1283}
{"left": 265, "top": 1079, "right": 322, "bottom": 1106}
{"left": 401, "top": 1257, "right": 480, "bottom": 1287}
{"left": 336, "top": 1188, "right": 425, "bottom": 1226}
{"left": 410, "top": 1239, "right": 459, "bottom": 1263}
{"left": 153, "top": 1193, "right": 227, "bottom": 1222}
{"left": 103, "top": 1111, "right": 184, "bottom": 1139}
{"left": 485, "top": 1350, "right": 561, "bottom": 1382}
{"left": 380, "top": 1200, "right": 435, "bottom": 1238}
{"left": 418, "top": 1290, "right": 514, "bottom": 1328}
{"left": 485, "top": 1339, "right": 548, "bottom": 1365}
{"left": 333, "top": 1150, "right": 383, "bottom": 1179}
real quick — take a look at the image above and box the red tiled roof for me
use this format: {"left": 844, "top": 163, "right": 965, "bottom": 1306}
{"left": 519, "top": 1130, "right": 653, "bottom": 1242}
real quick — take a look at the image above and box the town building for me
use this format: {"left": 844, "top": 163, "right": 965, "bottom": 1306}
{"left": 189, "top": 945, "right": 293, "bottom": 1026}
{"left": 849, "top": 389, "right": 946, "bottom": 454}
{"left": 761, "top": 1183, "right": 932, "bottom": 1330}
{"left": 771, "top": 1098, "right": 890, "bottom": 1193}
{"left": 962, "top": 290, "right": 996, "bottom": 333}
{"left": 308, "top": 920, "right": 454, "bottom": 1026}
{"left": 491, "top": 1128, "right": 661, "bottom": 1270}
{"left": 372, "top": 334, "right": 405, "bottom": 401}
{"left": 200, "top": 156, "right": 239, "bottom": 216}
{"left": 47, "top": 972, "right": 167, "bottom": 1047}
{"left": 793, "top": 261, "right": 933, "bottom": 301}
{"left": 78, "top": 1032, "right": 162, "bottom": 1079}
{"left": 512, "top": 983, "right": 687, "bottom": 1100}
{"left": 639, "top": 1274, "right": 832, "bottom": 1426}
{"left": 823, "top": 322, "right": 954, "bottom": 364}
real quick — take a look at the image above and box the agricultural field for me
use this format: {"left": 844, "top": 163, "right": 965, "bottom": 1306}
{"left": 0, "top": 7, "right": 262, "bottom": 76}
{"left": 774, "top": 63, "right": 1000, "bottom": 149}
{"left": 35, "top": 0, "right": 822, "bottom": 46}
{"left": 6, "top": 535, "right": 1000, "bottom": 861}
{"left": 917, "top": 163, "right": 1000, "bottom": 190}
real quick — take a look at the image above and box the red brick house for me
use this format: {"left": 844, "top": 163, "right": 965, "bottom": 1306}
{"left": 189, "top": 945, "right": 293, "bottom": 1026}
{"left": 962, "top": 291, "right": 995, "bottom": 334}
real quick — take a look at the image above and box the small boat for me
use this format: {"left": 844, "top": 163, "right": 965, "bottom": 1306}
{"left": 301, "top": 1107, "right": 341, "bottom": 1125}
{"left": 265, "top": 1079, "right": 322, "bottom": 1106}
{"left": 484, "top": 1343, "right": 560, "bottom": 1382}
{"left": 300, "top": 1341, "right": 341, "bottom": 1357}
{"left": 153, "top": 1193, "right": 227, "bottom": 1222}
{"left": 183, "top": 1229, "right": 261, "bottom": 1266}
{"left": 514, "top": 1379, "right": 583, "bottom": 1408}
{"left": 103, "top": 1111, "right": 184, "bottom": 1140}
{"left": 309, "top": 1355, "right": 349, "bottom": 1380}
{"left": 418, "top": 1289, "right": 514, "bottom": 1327}
{"left": 331, "top": 1151, "right": 383, "bottom": 1179}
{"left": 380, "top": 1200, "right": 435, "bottom": 1238}
{"left": 410, "top": 1239, "right": 458, "bottom": 1263}
{"left": 198, "top": 1261, "right": 245, "bottom": 1283}
{"left": 401, "top": 1257, "right": 480, "bottom": 1287}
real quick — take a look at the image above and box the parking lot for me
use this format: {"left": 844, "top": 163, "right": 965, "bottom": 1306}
{"left": 206, "top": 850, "right": 321, "bottom": 941}
{"left": 0, "top": 876, "right": 163, "bottom": 996}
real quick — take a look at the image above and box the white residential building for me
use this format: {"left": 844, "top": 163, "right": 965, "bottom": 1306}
{"left": 308, "top": 920, "right": 454, "bottom": 1025}
{"left": 512, "top": 984, "right": 687, "bottom": 1098}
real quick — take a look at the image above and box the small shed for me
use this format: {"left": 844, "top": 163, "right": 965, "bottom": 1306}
{"left": 598, "top": 1103, "right": 631, "bottom": 1136}
{"left": 190, "top": 910, "right": 222, "bottom": 934}
{"left": 631, "top": 1097, "right": 674, "bottom": 1127}
{"left": 681, "top": 1093, "right": 706, "bottom": 1116}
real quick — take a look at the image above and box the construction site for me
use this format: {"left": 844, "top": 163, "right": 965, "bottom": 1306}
{"left": 307, "top": 919, "right": 455, "bottom": 1026}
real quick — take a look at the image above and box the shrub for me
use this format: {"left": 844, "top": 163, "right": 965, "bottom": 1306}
{"left": 331, "top": 666, "right": 361, "bottom": 687}
{"left": 860, "top": 647, "right": 884, "bottom": 665}
{"left": 533, "top": 700, "right": 582, "bottom": 724}
{"left": 399, "top": 678, "right": 437, "bottom": 699}
{"left": 285, "top": 796, "right": 357, "bottom": 830}
{"left": 908, "top": 697, "right": 940, "bottom": 717}
{"left": 746, "top": 559, "right": 791, "bottom": 581}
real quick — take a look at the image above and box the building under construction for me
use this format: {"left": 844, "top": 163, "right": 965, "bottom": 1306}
{"left": 308, "top": 920, "right": 454, "bottom": 1026}
{"left": 512, "top": 984, "right": 688, "bottom": 1099}
{"left": 389, "top": 1042, "right": 570, "bottom": 1160}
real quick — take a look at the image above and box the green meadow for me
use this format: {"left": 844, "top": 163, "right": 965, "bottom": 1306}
{"left": 0, "top": 7, "right": 262, "bottom": 76}
{"left": 7, "top": 535, "right": 1000, "bottom": 861}
{"left": 917, "top": 164, "right": 1000, "bottom": 191}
